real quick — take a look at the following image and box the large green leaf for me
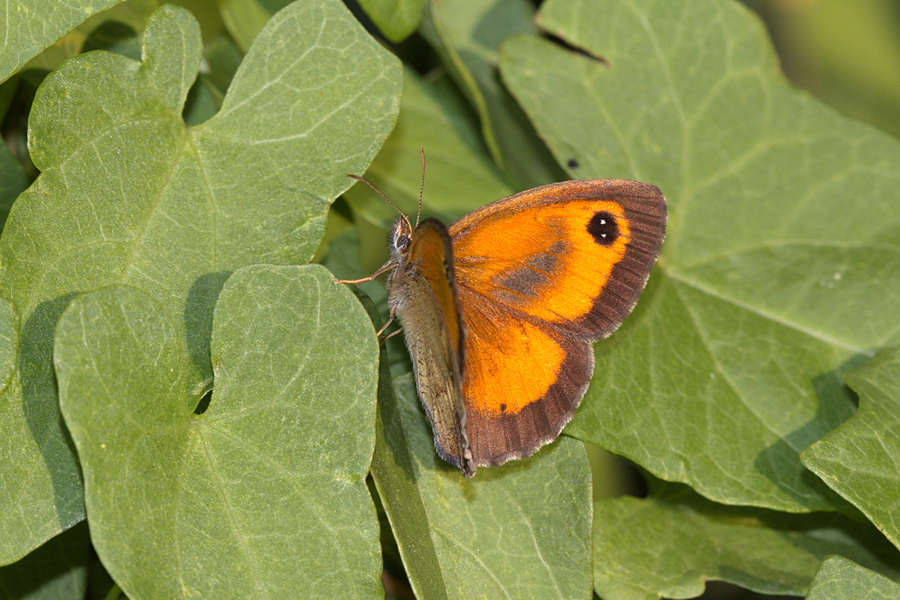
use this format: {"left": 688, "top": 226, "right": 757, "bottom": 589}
{"left": 0, "top": 0, "right": 121, "bottom": 83}
{"left": 593, "top": 491, "right": 900, "bottom": 600}
{"left": 807, "top": 556, "right": 900, "bottom": 600}
{"left": 803, "top": 347, "right": 900, "bottom": 550}
{"left": 371, "top": 374, "right": 592, "bottom": 600}
{"left": 55, "top": 265, "right": 381, "bottom": 599}
{"left": 499, "top": 0, "right": 900, "bottom": 512}
{"left": 0, "top": 1, "right": 400, "bottom": 563}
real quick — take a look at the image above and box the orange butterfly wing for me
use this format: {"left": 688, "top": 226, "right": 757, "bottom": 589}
{"left": 448, "top": 179, "right": 666, "bottom": 466}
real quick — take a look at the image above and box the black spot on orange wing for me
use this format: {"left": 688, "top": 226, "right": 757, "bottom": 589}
{"left": 580, "top": 192, "right": 666, "bottom": 338}
{"left": 587, "top": 211, "right": 619, "bottom": 246}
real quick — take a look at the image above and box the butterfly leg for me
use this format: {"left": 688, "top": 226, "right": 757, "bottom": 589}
{"left": 333, "top": 260, "right": 394, "bottom": 285}
{"left": 375, "top": 302, "right": 400, "bottom": 338}
{"left": 381, "top": 326, "right": 404, "bottom": 341}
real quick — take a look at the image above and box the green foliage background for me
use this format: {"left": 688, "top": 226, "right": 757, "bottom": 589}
{"left": 0, "top": 1, "right": 899, "bottom": 599}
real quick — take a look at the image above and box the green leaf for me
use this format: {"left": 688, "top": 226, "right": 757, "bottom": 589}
{"left": 593, "top": 492, "right": 900, "bottom": 600}
{"left": 0, "top": 0, "right": 121, "bottom": 83}
{"left": 0, "top": 522, "right": 89, "bottom": 599}
{"left": 357, "top": 0, "right": 426, "bottom": 43}
{"left": 803, "top": 347, "right": 900, "bottom": 550}
{"left": 807, "top": 556, "right": 900, "bottom": 600}
{"left": 371, "top": 374, "right": 592, "bottom": 600}
{"left": 55, "top": 265, "right": 381, "bottom": 598}
{"left": 0, "top": 1, "right": 400, "bottom": 563}
{"left": 423, "top": 0, "right": 564, "bottom": 189}
{"left": 499, "top": 0, "right": 900, "bottom": 512}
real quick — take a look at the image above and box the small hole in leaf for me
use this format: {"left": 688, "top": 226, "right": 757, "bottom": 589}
{"left": 194, "top": 390, "right": 212, "bottom": 415}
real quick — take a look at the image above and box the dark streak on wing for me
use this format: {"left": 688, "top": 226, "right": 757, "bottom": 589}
{"left": 490, "top": 240, "right": 570, "bottom": 302}
{"left": 524, "top": 251, "right": 559, "bottom": 273}
{"left": 494, "top": 265, "right": 550, "bottom": 298}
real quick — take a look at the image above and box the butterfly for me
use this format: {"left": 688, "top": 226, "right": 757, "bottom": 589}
{"left": 339, "top": 165, "right": 666, "bottom": 478}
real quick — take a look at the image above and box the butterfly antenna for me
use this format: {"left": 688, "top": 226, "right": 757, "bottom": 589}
{"left": 416, "top": 146, "right": 426, "bottom": 228}
{"left": 347, "top": 174, "right": 412, "bottom": 229}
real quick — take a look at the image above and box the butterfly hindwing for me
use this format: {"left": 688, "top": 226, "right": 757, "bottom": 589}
{"left": 459, "top": 303, "right": 593, "bottom": 466}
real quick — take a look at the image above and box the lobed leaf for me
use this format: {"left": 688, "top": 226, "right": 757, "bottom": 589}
{"left": 55, "top": 265, "right": 381, "bottom": 599}
{"left": 0, "top": 0, "right": 400, "bottom": 563}
{"left": 499, "top": 0, "right": 900, "bottom": 512}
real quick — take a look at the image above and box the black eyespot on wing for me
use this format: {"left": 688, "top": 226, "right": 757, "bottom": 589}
{"left": 587, "top": 211, "right": 619, "bottom": 246}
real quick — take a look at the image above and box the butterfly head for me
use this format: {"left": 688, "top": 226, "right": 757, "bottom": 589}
{"left": 389, "top": 216, "right": 413, "bottom": 259}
